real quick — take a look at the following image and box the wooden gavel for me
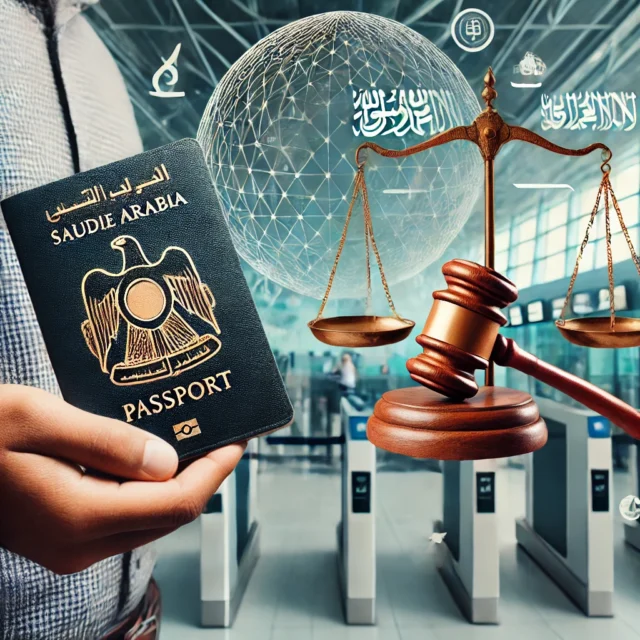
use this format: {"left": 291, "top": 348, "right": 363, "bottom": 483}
{"left": 407, "top": 259, "right": 640, "bottom": 439}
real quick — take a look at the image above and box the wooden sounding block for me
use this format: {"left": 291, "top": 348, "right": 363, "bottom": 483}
{"left": 367, "top": 386, "right": 547, "bottom": 460}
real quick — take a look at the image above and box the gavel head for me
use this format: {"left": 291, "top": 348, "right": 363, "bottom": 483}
{"left": 406, "top": 259, "right": 518, "bottom": 400}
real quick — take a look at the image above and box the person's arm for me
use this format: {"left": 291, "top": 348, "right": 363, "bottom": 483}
{"left": 0, "top": 384, "right": 244, "bottom": 575}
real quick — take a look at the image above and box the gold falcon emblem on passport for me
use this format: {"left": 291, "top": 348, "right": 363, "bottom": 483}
{"left": 173, "top": 418, "right": 201, "bottom": 441}
{"left": 81, "top": 235, "right": 221, "bottom": 386}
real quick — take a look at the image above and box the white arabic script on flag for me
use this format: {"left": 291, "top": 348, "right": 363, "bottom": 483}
{"left": 352, "top": 88, "right": 461, "bottom": 138}
{"left": 541, "top": 92, "right": 636, "bottom": 131}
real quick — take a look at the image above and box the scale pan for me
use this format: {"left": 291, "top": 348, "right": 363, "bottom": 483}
{"left": 308, "top": 315, "right": 415, "bottom": 348}
{"left": 556, "top": 316, "right": 640, "bottom": 348}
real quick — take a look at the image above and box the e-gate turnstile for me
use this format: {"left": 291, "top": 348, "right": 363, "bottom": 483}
{"left": 516, "top": 397, "right": 613, "bottom": 617}
{"left": 623, "top": 442, "right": 640, "bottom": 551}
{"left": 200, "top": 439, "right": 260, "bottom": 627}
{"left": 435, "top": 459, "right": 499, "bottom": 624}
{"left": 338, "top": 396, "right": 376, "bottom": 625}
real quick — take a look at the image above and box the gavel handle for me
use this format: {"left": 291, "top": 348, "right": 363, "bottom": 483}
{"left": 492, "top": 335, "right": 640, "bottom": 439}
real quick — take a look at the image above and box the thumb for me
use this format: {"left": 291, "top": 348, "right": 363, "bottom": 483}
{"left": 5, "top": 386, "right": 178, "bottom": 481}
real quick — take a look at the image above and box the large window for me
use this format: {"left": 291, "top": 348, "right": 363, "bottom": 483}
{"left": 500, "top": 153, "right": 640, "bottom": 290}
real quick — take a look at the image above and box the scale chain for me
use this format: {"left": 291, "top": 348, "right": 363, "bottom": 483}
{"left": 360, "top": 173, "right": 401, "bottom": 319}
{"left": 558, "top": 177, "right": 604, "bottom": 325}
{"left": 609, "top": 178, "right": 640, "bottom": 277}
{"left": 604, "top": 178, "right": 616, "bottom": 329}
{"left": 315, "top": 169, "right": 363, "bottom": 320}
{"left": 314, "top": 162, "right": 403, "bottom": 322}
{"left": 363, "top": 181, "right": 373, "bottom": 316}
{"left": 558, "top": 169, "right": 639, "bottom": 330}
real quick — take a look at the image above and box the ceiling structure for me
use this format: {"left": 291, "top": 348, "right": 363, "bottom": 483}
{"left": 87, "top": 0, "right": 640, "bottom": 311}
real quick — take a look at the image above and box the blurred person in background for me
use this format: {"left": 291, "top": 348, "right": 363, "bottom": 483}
{"left": 335, "top": 352, "right": 358, "bottom": 394}
{"left": 322, "top": 351, "right": 336, "bottom": 374}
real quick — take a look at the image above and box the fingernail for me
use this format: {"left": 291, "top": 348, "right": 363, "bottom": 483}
{"left": 142, "top": 439, "right": 178, "bottom": 479}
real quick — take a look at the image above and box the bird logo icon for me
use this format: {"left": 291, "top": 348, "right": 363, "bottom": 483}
{"left": 81, "top": 236, "right": 221, "bottom": 385}
{"left": 619, "top": 495, "right": 640, "bottom": 521}
{"left": 429, "top": 532, "right": 447, "bottom": 544}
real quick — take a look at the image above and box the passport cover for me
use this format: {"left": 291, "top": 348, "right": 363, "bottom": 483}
{"left": 2, "top": 139, "right": 293, "bottom": 460}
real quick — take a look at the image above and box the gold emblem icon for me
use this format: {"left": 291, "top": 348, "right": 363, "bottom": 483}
{"left": 173, "top": 419, "right": 201, "bottom": 441}
{"left": 81, "top": 236, "right": 221, "bottom": 385}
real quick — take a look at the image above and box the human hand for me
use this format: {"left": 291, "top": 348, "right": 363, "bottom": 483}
{"left": 0, "top": 384, "right": 245, "bottom": 574}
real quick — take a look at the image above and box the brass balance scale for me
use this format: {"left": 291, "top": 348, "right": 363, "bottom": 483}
{"left": 308, "top": 68, "right": 640, "bottom": 352}
{"left": 308, "top": 69, "right": 640, "bottom": 460}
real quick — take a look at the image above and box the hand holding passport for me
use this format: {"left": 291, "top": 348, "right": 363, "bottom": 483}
{"left": 0, "top": 384, "right": 245, "bottom": 574}
{"left": 2, "top": 139, "right": 293, "bottom": 461}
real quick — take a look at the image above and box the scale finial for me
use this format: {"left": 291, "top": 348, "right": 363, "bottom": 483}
{"left": 482, "top": 67, "right": 497, "bottom": 109}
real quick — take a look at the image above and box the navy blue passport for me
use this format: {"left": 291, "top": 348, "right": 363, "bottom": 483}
{"left": 2, "top": 139, "right": 292, "bottom": 460}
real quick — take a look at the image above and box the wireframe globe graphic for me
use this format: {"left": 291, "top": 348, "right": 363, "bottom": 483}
{"left": 198, "top": 11, "right": 482, "bottom": 299}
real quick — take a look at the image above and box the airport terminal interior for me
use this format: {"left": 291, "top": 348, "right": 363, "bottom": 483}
{"left": 86, "top": 1, "right": 640, "bottom": 638}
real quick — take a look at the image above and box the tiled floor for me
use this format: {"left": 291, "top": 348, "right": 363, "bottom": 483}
{"left": 154, "top": 463, "right": 640, "bottom": 640}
